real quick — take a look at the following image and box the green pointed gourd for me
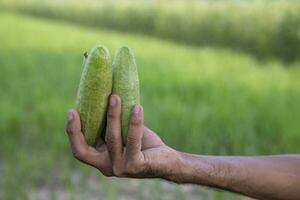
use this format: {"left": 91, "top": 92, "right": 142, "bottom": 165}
{"left": 76, "top": 46, "right": 112, "bottom": 145}
{"left": 112, "top": 46, "right": 140, "bottom": 144}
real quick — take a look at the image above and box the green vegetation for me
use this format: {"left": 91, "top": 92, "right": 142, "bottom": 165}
{"left": 112, "top": 46, "right": 140, "bottom": 144}
{"left": 1, "top": 0, "right": 300, "bottom": 62}
{"left": 0, "top": 11, "right": 299, "bottom": 200}
{"left": 76, "top": 46, "right": 112, "bottom": 145}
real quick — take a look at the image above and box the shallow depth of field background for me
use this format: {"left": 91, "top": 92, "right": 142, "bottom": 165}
{"left": 0, "top": 0, "right": 299, "bottom": 199}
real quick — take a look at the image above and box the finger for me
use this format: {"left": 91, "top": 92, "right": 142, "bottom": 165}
{"left": 66, "top": 109, "right": 104, "bottom": 167}
{"left": 126, "top": 105, "right": 144, "bottom": 158}
{"left": 66, "top": 109, "right": 88, "bottom": 157}
{"left": 105, "top": 95, "right": 123, "bottom": 164}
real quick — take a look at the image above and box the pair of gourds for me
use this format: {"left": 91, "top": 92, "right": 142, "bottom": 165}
{"left": 76, "top": 45, "right": 139, "bottom": 145}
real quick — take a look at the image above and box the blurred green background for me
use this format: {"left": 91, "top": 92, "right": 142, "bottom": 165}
{"left": 0, "top": 0, "right": 299, "bottom": 199}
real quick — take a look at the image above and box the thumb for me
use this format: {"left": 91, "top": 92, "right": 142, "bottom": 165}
{"left": 66, "top": 109, "right": 111, "bottom": 172}
{"left": 66, "top": 109, "right": 81, "bottom": 135}
{"left": 66, "top": 109, "right": 89, "bottom": 160}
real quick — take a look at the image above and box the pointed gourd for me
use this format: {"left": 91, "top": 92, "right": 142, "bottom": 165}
{"left": 112, "top": 46, "right": 140, "bottom": 144}
{"left": 76, "top": 46, "right": 112, "bottom": 145}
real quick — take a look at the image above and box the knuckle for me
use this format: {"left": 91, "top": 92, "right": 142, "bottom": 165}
{"left": 107, "top": 108, "right": 119, "bottom": 119}
{"left": 130, "top": 116, "right": 143, "bottom": 127}
{"left": 103, "top": 172, "right": 113, "bottom": 177}
{"left": 105, "top": 134, "right": 118, "bottom": 147}
{"left": 72, "top": 148, "right": 86, "bottom": 161}
{"left": 100, "top": 169, "right": 113, "bottom": 177}
{"left": 66, "top": 126, "right": 73, "bottom": 135}
{"left": 126, "top": 135, "right": 139, "bottom": 145}
{"left": 113, "top": 166, "right": 124, "bottom": 177}
{"left": 125, "top": 160, "right": 142, "bottom": 174}
{"left": 66, "top": 125, "right": 79, "bottom": 135}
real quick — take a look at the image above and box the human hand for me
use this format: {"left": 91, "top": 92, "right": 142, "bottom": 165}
{"left": 66, "top": 95, "right": 181, "bottom": 179}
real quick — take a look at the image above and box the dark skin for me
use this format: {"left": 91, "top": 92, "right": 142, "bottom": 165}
{"left": 66, "top": 95, "right": 300, "bottom": 200}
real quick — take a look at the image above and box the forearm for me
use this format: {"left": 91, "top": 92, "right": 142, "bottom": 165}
{"left": 168, "top": 152, "right": 300, "bottom": 200}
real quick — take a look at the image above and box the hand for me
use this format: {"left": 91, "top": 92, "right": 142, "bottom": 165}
{"left": 66, "top": 95, "right": 181, "bottom": 179}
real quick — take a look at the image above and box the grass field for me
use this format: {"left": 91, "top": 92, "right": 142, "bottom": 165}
{"left": 1, "top": 0, "right": 300, "bottom": 62}
{"left": 0, "top": 11, "right": 299, "bottom": 199}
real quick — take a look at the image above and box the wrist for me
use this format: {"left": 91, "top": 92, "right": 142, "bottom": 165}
{"left": 164, "top": 150, "right": 208, "bottom": 184}
{"left": 166, "top": 151, "right": 231, "bottom": 187}
{"left": 166, "top": 151, "right": 189, "bottom": 183}
{"left": 157, "top": 148, "right": 183, "bottom": 182}
{"left": 166, "top": 151, "right": 208, "bottom": 184}
{"left": 172, "top": 152, "right": 246, "bottom": 191}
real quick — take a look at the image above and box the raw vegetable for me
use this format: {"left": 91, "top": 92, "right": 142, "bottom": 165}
{"left": 76, "top": 46, "right": 112, "bottom": 145}
{"left": 112, "top": 46, "right": 140, "bottom": 144}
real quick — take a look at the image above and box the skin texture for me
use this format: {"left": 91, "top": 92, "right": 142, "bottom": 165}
{"left": 66, "top": 95, "right": 300, "bottom": 200}
{"left": 76, "top": 46, "right": 112, "bottom": 145}
{"left": 112, "top": 46, "right": 140, "bottom": 144}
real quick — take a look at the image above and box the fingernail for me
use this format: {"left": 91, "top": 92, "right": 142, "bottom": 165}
{"left": 110, "top": 96, "right": 116, "bottom": 107}
{"left": 133, "top": 105, "right": 141, "bottom": 117}
{"left": 68, "top": 111, "right": 74, "bottom": 121}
